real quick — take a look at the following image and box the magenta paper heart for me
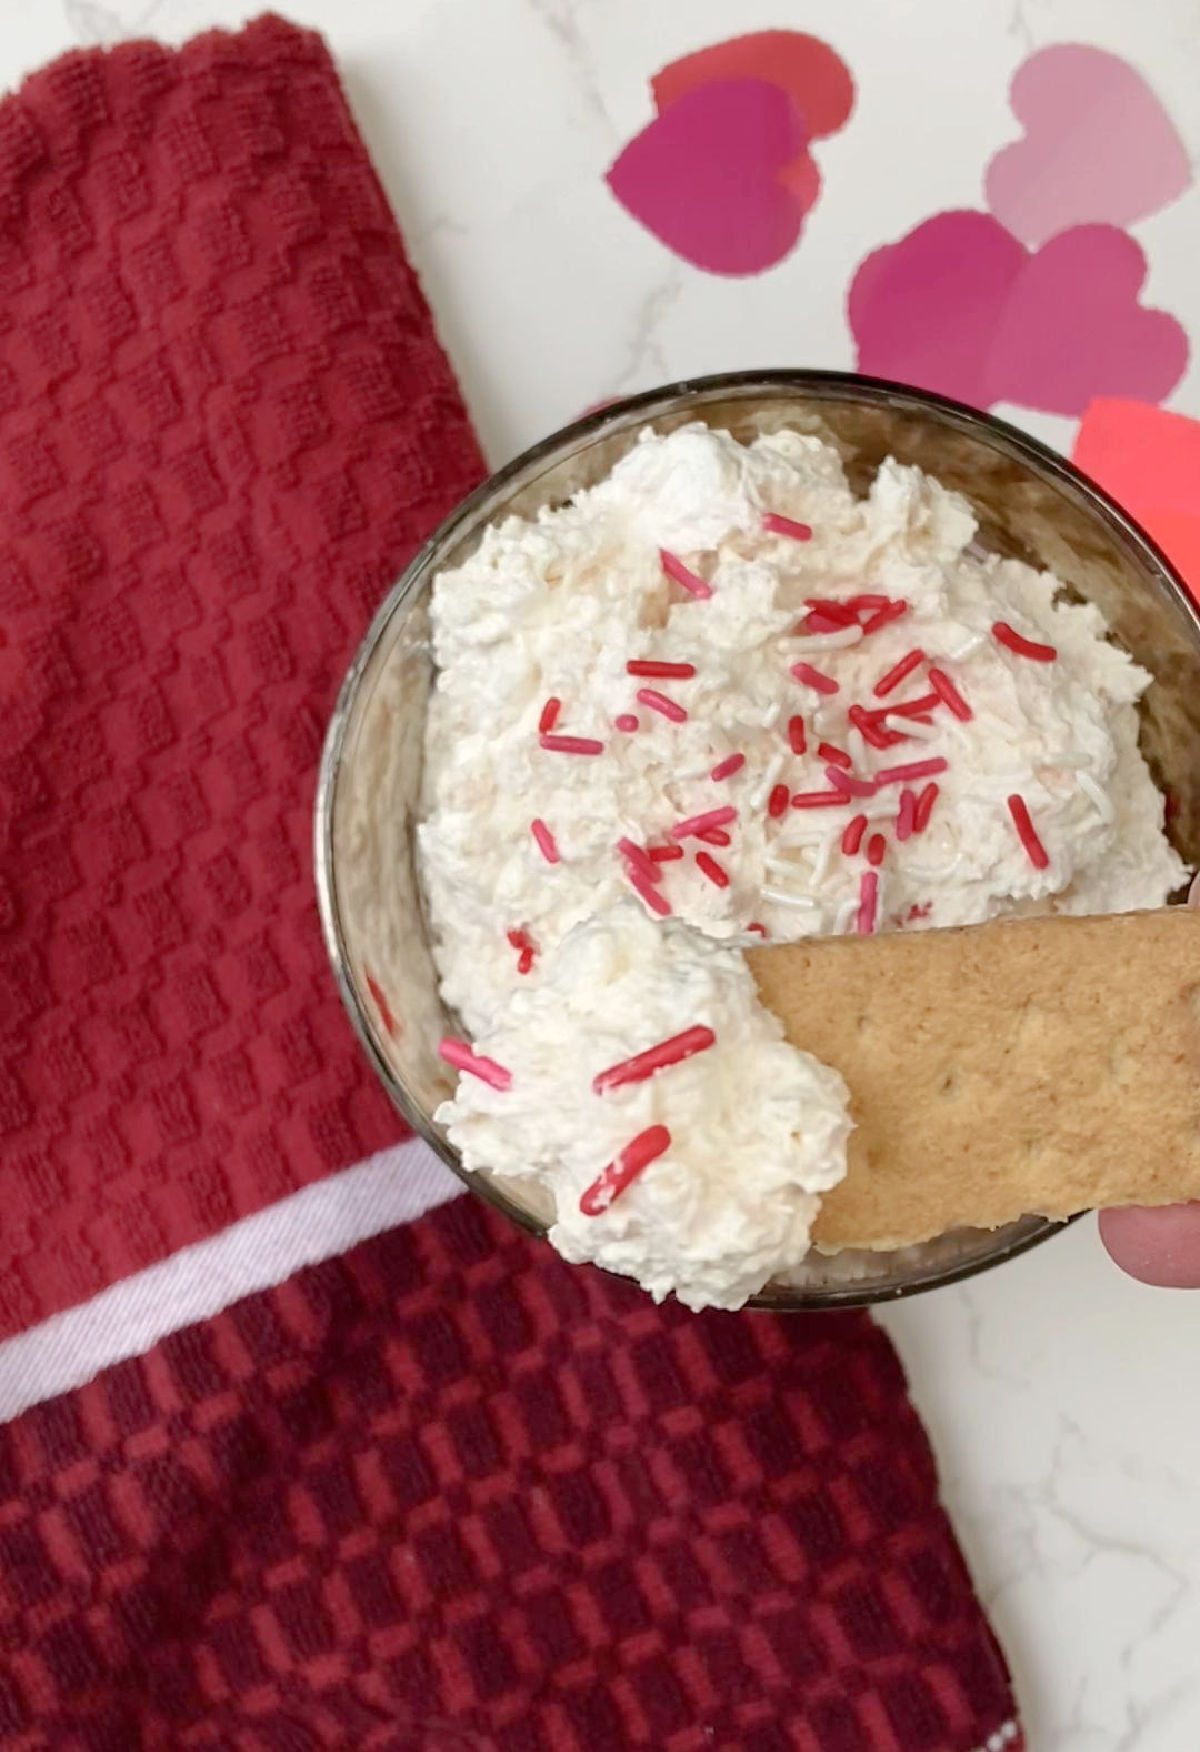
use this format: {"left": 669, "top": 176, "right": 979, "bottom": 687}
{"left": 606, "top": 77, "right": 814, "bottom": 277}
{"left": 848, "top": 211, "right": 1026, "bottom": 407}
{"left": 990, "top": 225, "right": 1188, "bottom": 416}
{"left": 986, "top": 44, "right": 1191, "bottom": 246}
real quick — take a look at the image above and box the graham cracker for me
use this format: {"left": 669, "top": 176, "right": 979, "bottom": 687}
{"left": 747, "top": 908, "right": 1200, "bottom": 1250}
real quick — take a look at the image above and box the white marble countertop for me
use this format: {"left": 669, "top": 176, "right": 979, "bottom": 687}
{"left": 7, "top": 3, "right": 1200, "bottom": 1747}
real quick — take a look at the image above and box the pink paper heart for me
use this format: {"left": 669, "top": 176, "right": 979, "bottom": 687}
{"left": 652, "top": 31, "right": 854, "bottom": 140}
{"left": 605, "top": 78, "right": 814, "bottom": 277}
{"left": 989, "top": 226, "right": 1188, "bottom": 416}
{"left": 848, "top": 212, "right": 1026, "bottom": 408}
{"left": 986, "top": 44, "right": 1191, "bottom": 247}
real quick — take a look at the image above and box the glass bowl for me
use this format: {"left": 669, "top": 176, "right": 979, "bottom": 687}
{"left": 315, "top": 371, "right": 1200, "bottom": 1309}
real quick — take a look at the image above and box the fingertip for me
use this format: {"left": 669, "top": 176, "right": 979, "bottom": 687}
{"left": 1099, "top": 1204, "right": 1200, "bottom": 1288}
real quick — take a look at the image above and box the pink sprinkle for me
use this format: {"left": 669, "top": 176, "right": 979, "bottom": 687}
{"left": 531, "top": 819, "right": 560, "bottom": 864}
{"left": 768, "top": 784, "right": 790, "bottom": 819}
{"left": 580, "top": 1124, "right": 671, "bottom": 1217}
{"left": 791, "top": 790, "right": 848, "bottom": 809}
{"left": 867, "top": 834, "right": 886, "bottom": 867}
{"left": 439, "top": 1037, "right": 512, "bottom": 1091}
{"left": 993, "top": 621, "right": 1057, "bottom": 663}
{"left": 763, "top": 512, "right": 813, "bottom": 541}
{"left": 856, "top": 871, "right": 879, "bottom": 935}
{"left": 872, "top": 649, "right": 926, "bottom": 697}
{"left": 593, "top": 1026, "right": 716, "bottom": 1095}
{"left": 614, "top": 713, "right": 640, "bottom": 733}
{"left": 538, "top": 697, "right": 562, "bottom": 734}
{"left": 787, "top": 715, "right": 807, "bottom": 755}
{"left": 618, "top": 837, "right": 661, "bottom": 885}
{"left": 928, "top": 667, "right": 972, "bottom": 721}
{"left": 670, "top": 805, "right": 738, "bottom": 841}
{"left": 862, "top": 599, "right": 909, "bottom": 635}
{"left": 660, "top": 548, "right": 713, "bottom": 600}
{"left": 695, "top": 851, "right": 730, "bottom": 889}
{"left": 791, "top": 662, "right": 839, "bottom": 695}
{"left": 710, "top": 752, "right": 745, "bottom": 782}
{"left": 841, "top": 814, "right": 868, "bottom": 855}
{"left": 697, "top": 827, "right": 731, "bottom": 846}
{"left": 627, "top": 865, "right": 672, "bottom": 917}
{"left": 649, "top": 844, "right": 684, "bottom": 863}
{"left": 818, "top": 741, "right": 851, "bottom": 769}
{"left": 1007, "top": 793, "right": 1050, "bottom": 870}
{"left": 747, "top": 921, "right": 768, "bottom": 938}
{"left": 874, "top": 757, "right": 949, "bottom": 787}
{"left": 627, "top": 659, "right": 696, "bottom": 678}
{"left": 896, "top": 788, "right": 917, "bottom": 841}
{"left": 637, "top": 687, "right": 688, "bottom": 723}
{"left": 540, "top": 733, "right": 605, "bottom": 756}
{"left": 914, "top": 783, "right": 939, "bottom": 833}
{"left": 825, "top": 767, "right": 877, "bottom": 798}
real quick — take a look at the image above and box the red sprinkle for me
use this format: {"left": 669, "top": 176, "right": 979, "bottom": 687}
{"left": 618, "top": 837, "right": 661, "bottom": 885}
{"left": 914, "top": 782, "right": 940, "bottom": 833}
{"left": 695, "top": 851, "right": 730, "bottom": 888}
{"left": 791, "top": 662, "right": 839, "bottom": 695}
{"left": 627, "top": 660, "right": 696, "bottom": 678}
{"left": 697, "top": 827, "right": 731, "bottom": 846}
{"left": 439, "top": 1037, "right": 512, "bottom": 1091}
{"left": 538, "top": 697, "right": 562, "bottom": 734}
{"left": 875, "top": 757, "right": 949, "bottom": 786}
{"left": 818, "top": 741, "right": 852, "bottom": 768}
{"left": 670, "top": 805, "right": 738, "bottom": 841}
{"left": 849, "top": 703, "right": 893, "bottom": 750}
{"left": 877, "top": 692, "right": 941, "bottom": 721}
{"left": 763, "top": 512, "right": 813, "bottom": 541}
{"left": 540, "top": 733, "right": 605, "bottom": 756}
{"left": 710, "top": 752, "right": 746, "bottom": 782}
{"left": 867, "top": 834, "right": 886, "bottom": 867}
{"left": 872, "top": 649, "right": 926, "bottom": 697}
{"left": 825, "top": 766, "right": 877, "bottom": 798}
{"left": 517, "top": 947, "right": 534, "bottom": 975}
{"left": 804, "top": 598, "right": 858, "bottom": 626}
{"left": 507, "top": 928, "right": 536, "bottom": 952}
{"left": 593, "top": 1025, "right": 716, "bottom": 1095}
{"left": 627, "top": 866, "right": 672, "bottom": 917}
{"left": 862, "top": 600, "right": 909, "bottom": 635}
{"left": 1007, "top": 793, "right": 1050, "bottom": 870}
{"left": 660, "top": 548, "right": 713, "bottom": 599}
{"left": 746, "top": 922, "right": 769, "bottom": 937}
{"left": 637, "top": 687, "right": 688, "bottom": 723}
{"left": 530, "top": 819, "right": 560, "bottom": 864}
{"left": 580, "top": 1124, "right": 671, "bottom": 1217}
{"left": 787, "top": 714, "right": 807, "bottom": 755}
{"left": 896, "top": 788, "right": 918, "bottom": 841}
{"left": 847, "top": 593, "right": 891, "bottom": 612}
{"left": 648, "top": 844, "right": 684, "bottom": 863}
{"left": 614, "top": 713, "right": 640, "bottom": 733}
{"left": 993, "top": 621, "right": 1057, "bottom": 663}
{"left": 365, "top": 973, "right": 396, "bottom": 1037}
{"left": 856, "top": 871, "right": 880, "bottom": 934}
{"left": 928, "top": 667, "right": 972, "bottom": 721}
{"left": 768, "top": 783, "right": 790, "bottom": 819}
{"left": 791, "top": 790, "right": 848, "bottom": 809}
{"left": 841, "top": 814, "right": 868, "bottom": 855}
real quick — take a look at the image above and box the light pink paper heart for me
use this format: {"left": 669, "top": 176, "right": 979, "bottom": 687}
{"left": 989, "top": 225, "right": 1188, "bottom": 416}
{"left": 606, "top": 78, "right": 814, "bottom": 277}
{"left": 986, "top": 44, "right": 1191, "bottom": 247}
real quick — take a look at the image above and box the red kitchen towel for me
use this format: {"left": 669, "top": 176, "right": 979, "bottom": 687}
{"left": 0, "top": 15, "right": 1022, "bottom": 1750}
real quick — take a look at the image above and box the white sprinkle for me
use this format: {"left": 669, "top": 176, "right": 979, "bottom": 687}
{"left": 834, "top": 897, "right": 859, "bottom": 933}
{"left": 761, "top": 885, "right": 820, "bottom": 909}
{"left": 786, "top": 625, "right": 863, "bottom": 651}
{"left": 948, "top": 631, "right": 986, "bottom": 661}
{"left": 759, "top": 701, "right": 783, "bottom": 729}
{"left": 885, "top": 713, "right": 940, "bottom": 742}
{"left": 847, "top": 724, "right": 868, "bottom": 767}
{"left": 1044, "top": 749, "right": 1093, "bottom": 770}
{"left": 750, "top": 753, "right": 785, "bottom": 809}
{"left": 904, "top": 855, "right": 964, "bottom": 883}
{"left": 1078, "top": 770, "right": 1114, "bottom": 823}
{"left": 810, "top": 826, "right": 840, "bottom": 887}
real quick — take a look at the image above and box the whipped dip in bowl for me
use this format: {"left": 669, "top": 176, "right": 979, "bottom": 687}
{"left": 316, "top": 372, "right": 1200, "bottom": 1310}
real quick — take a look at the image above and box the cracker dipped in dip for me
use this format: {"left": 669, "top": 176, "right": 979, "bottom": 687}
{"left": 417, "top": 424, "right": 1185, "bottom": 1310}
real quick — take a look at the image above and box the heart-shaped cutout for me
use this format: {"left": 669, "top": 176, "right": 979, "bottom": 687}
{"left": 1073, "top": 398, "right": 1200, "bottom": 608}
{"left": 985, "top": 44, "right": 1191, "bottom": 246}
{"left": 652, "top": 31, "right": 854, "bottom": 140}
{"left": 988, "top": 225, "right": 1188, "bottom": 416}
{"left": 606, "top": 78, "right": 814, "bottom": 277}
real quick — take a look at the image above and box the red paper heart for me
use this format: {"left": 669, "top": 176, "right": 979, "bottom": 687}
{"left": 652, "top": 30, "right": 854, "bottom": 139}
{"left": 606, "top": 78, "right": 814, "bottom": 277}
